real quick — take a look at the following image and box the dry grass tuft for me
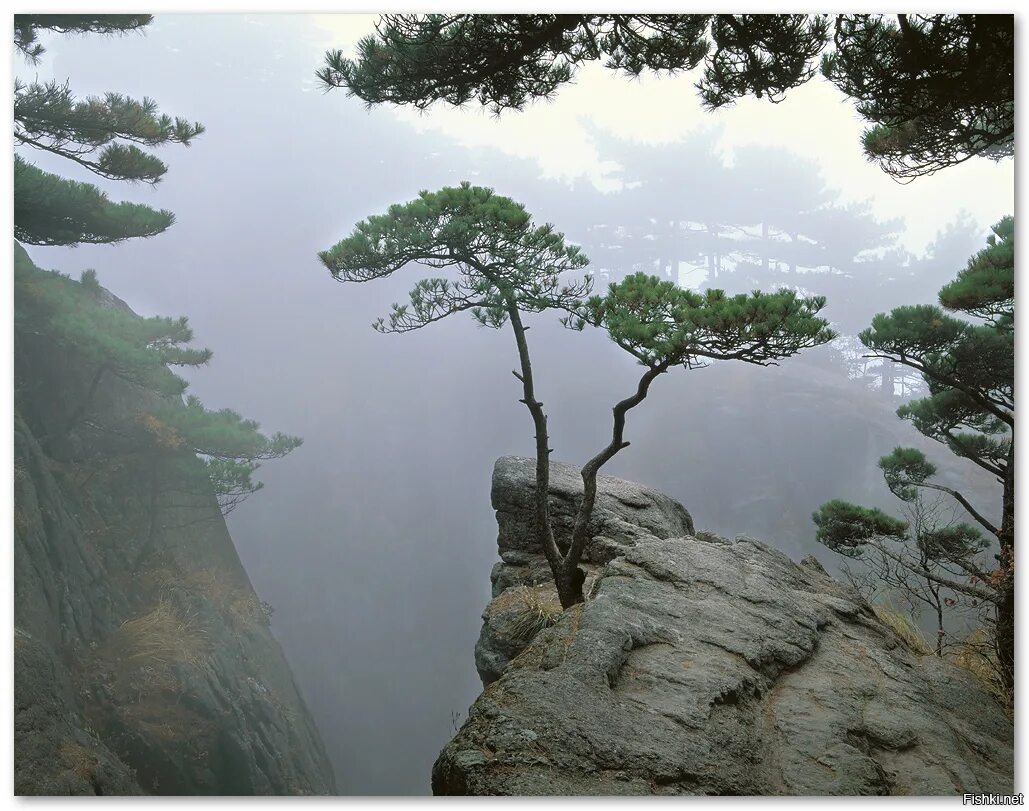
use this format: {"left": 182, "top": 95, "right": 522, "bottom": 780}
{"left": 106, "top": 600, "right": 211, "bottom": 677}
{"left": 227, "top": 592, "right": 274, "bottom": 628}
{"left": 162, "top": 567, "right": 273, "bottom": 629}
{"left": 59, "top": 739, "right": 98, "bottom": 783}
{"left": 507, "top": 586, "right": 564, "bottom": 642}
{"left": 871, "top": 604, "right": 933, "bottom": 656}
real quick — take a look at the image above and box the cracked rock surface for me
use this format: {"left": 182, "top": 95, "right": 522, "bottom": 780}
{"left": 438, "top": 456, "right": 1013, "bottom": 796}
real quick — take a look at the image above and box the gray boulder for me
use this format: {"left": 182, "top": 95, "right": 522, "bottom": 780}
{"left": 492, "top": 456, "right": 695, "bottom": 565}
{"left": 438, "top": 458, "right": 1014, "bottom": 796}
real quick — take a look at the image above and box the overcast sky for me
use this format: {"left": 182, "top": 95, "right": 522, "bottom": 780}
{"left": 309, "top": 14, "right": 1013, "bottom": 254}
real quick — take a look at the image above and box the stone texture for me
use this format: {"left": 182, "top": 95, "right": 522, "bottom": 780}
{"left": 436, "top": 457, "right": 1014, "bottom": 796}
{"left": 14, "top": 249, "right": 335, "bottom": 796}
{"left": 492, "top": 455, "right": 695, "bottom": 565}
{"left": 476, "top": 457, "right": 695, "bottom": 686}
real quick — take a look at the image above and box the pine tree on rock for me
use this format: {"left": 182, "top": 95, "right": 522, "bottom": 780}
{"left": 320, "top": 183, "right": 835, "bottom": 607}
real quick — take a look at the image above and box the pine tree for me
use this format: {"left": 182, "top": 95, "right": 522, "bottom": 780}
{"left": 13, "top": 14, "right": 203, "bottom": 245}
{"left": 137, "top": 397, "right": 302, "bottom": 517}
{"left": 319, "top": 14, "right": 1012, "bottom": 179}
{"left": 815, "top": 217, "right": 1014, "bottom": 687}
{"left": 319, "top": 183, "right": 834, "bottom": 607}
{"left": 14, "top": 156, "right": 177, "bottom": 245}
{"left": 14, "top": 243, "right": 299, "bottom": 515}
{"left": 813, "top": 465, "right": 992, "bottom": 658}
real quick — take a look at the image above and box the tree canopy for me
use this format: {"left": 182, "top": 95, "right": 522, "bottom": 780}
{"left": 321, "top": 183, "right": 834, "bottom": 606}
{"left": 15, "top": 242, "right": 211, "bottom": 402}
{"left": 318, "top": 182, "right": 592, "bottom": 333}
{"left": 860, "top": 218, "right": 1014, "bottom": 437}
{"left": 14, "top": 14, "right": 153, "bottom": 61}
{"left": 566, "top": 273, "right": 833, "bottom": 370}
{"left": 14, "top": 156, "right": 178, "bottom": 246}
{"left": 320, "top": 13, "right": 1013, "bottom": 180}
{"left": 13, "top": 14, "right": 204, "bottom": 246}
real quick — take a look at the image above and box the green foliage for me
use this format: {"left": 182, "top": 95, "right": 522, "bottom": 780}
{"left": 860, "top": 304, "right": 966, "bottom": 357}
{"left": 860, "top": 315, "right": 1012, "bottom": 421}
{"left": 879, "top": 447, "right": 936, "bottom": 502}
{"left": 79, "top": 268, "right": 100, "bottom": 291}
{"left": 817, "top": 218, "right": 1013, "bottom": 683}
{"left": 143, "top": 397, "right": 301, "bottom": 514}
{"left": 861, "top": 218, "right": 1014, "bottom": 463}
{"left": 14, "top": 156, "right": 175, "bottom": 246}
{"left": 159, "top": 396, "right": 302, "bottom": 462}
{"left": 321, "top": 13, "right": 1012, "bottom": 179}
{"left": 13, "top": 15, "right": 203, "bottom": 245}
{"left": 319, "top": 15, "right": 711, "bottom": 112}
{"left": 896, "top": 390, "right": 1009, "bottom": 475}
{"left": 319, "top": 183, "right": 591, "bottom": 333}
{"left": 919, "top": 523, "right": 985, "bottom": 563}
{"left": 938, "top": 216, "right": 1013, "bottom": 327}
{"left": 14, "top": 80, "right": 203, "bottom": 184}
{"left": 833, "top": 219, "right": 1013, "bottom": 533}
{"left": 825, "top": 15, "right": 1013, "bottom": 180}
{"left": 565, "top": 272, "right": 835, "bottom": 368}
{"left": 14, "top": 243, "right": 299, "bottom": 512}
{"left": 698, "top": 15, "right": 829, "bottom": 106}
{"left": 14, "top": 242, "right": 210, "bottom": 398}
{"left": 812, "top": 499, "right": 909, "bottom": 556}
{"left": 14, "top": 14, "right": 152, "bottom": 61}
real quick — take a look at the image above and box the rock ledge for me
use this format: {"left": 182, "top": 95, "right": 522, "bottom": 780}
{"left": 438, "top": 456, "right": 1013, "bottom": 796}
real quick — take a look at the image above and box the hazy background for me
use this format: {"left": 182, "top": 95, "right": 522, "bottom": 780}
{"left": 15, "top": 15, "right": 1014, "bottom": 794}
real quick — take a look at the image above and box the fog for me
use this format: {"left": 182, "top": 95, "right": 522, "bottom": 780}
{"left": 16, "top": 15, "right": 1012, "bottom": 794}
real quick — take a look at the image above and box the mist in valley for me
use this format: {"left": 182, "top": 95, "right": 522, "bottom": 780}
{"left": 15, "top": 15, "right": 1013, "bottom": 794}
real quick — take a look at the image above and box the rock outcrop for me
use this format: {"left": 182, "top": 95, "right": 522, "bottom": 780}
{"left": 14, "top": 244, "right": 335, "bottom": 795}
{"left": 476, "top": 456, "right": 695, "bottom": 685}
{"left": 436, "top": 456, "right": 1013, "bottom": 796}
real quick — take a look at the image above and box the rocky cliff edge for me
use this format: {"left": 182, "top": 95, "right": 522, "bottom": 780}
{"left": 435, "top": 456, "right": 1013, "bottom": 796}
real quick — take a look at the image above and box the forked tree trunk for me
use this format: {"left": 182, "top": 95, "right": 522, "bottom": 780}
{"left": 503, "top": 294, "right": 669, "bottom": 609}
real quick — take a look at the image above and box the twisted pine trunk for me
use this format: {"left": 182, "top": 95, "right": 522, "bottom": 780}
{"left": 504, "top": 295, "right": 669, "bottom": 608}
{"left": 562, "top": 364, "right": 669, "bottom": 605}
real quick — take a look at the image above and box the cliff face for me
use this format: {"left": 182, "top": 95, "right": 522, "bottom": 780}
{"left": 434, "top": 456, "right": 1013, "bottom": 796}
{"left": 14, "top": 245, "right": 335, "bottom": 795}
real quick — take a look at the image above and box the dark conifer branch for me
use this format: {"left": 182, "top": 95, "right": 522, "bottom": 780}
{"left": 320, "top": 13, "right": 1011, "bottom": 180}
